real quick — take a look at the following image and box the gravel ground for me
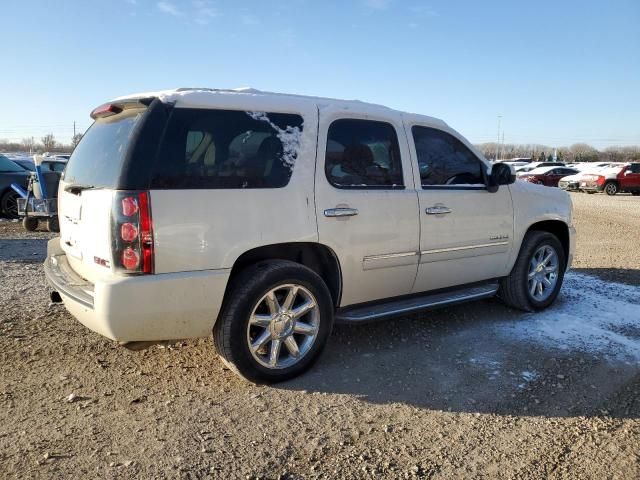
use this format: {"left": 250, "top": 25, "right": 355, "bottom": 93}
{"left": 1, "top": 192, "right": 639, "bottom": 479}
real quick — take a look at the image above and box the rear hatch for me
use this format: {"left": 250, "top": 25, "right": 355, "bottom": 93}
{"left": 59, "top": 102, "right": 152, "bottom": 283}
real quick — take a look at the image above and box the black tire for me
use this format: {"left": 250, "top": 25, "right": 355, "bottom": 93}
{"left": 22, "top": 217, "right": 38, "bottom": 231}
{"left": 604, "top": 181, "right": 618, "bottom": 196}
{"left": 46, "top": 216, "right": 59, "bottom": 233}
{"left": 1, "top": 190, "right": 20, "bottom": 219}
{"left": 213, "top": 260, "right": 334, "bottom": 383}
{"left": 632, "top": 192, "right": 640, "bottom": 196}
{"left": 498, "top": 231, "right": 566, "bottom": 312}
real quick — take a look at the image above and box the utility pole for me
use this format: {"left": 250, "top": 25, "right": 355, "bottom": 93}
{"left": 496, "top": 115, "right": 502, "bottom": 161}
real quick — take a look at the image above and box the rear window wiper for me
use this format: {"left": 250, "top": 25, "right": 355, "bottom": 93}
{"left": 64, "top": 183, "right": 103, "bottom": 194}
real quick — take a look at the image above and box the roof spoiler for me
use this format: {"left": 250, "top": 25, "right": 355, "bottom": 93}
{"left": 90, "top": 97, "right": 155, "bottom": 119}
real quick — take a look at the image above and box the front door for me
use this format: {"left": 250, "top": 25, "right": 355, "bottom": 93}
{"left": 406, "top": 123, "right": 514, "bottom": 293}
{"left": 314, "top": 108, "right": 420, "bottom": 307}
{"left": 620, "top": 163, "right": 640, "bottom": 191}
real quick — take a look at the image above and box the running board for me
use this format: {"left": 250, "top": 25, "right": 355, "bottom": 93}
{"left": 335, "top": 282, "right": 499, "bottom": 323}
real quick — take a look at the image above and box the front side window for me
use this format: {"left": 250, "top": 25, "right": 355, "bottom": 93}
{"left": 152, "top": 109, "right": 304, "bottom": 189}
{"left": 412, "top": 126, "right": 485, "bottom": 187}
{"left": 325, "top": 119, "right": 403, "bottom": 189}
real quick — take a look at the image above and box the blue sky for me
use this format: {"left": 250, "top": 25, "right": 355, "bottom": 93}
{"left": 1, "top": 0, "right": 638, "bottom": 149}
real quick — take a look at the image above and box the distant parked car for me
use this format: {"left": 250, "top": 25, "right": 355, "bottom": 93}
{"left": 520, "top": 166, "right": 579, "bottom": 187}
{"left": 580, "top": 163, "right": 640, "bottom": 195}
{"left": 0, "top": 154, "right": 30, "bottom": 218}
{"left": 515, "top": 162, "right": 566, "bottom": 177}
{"left": 499, "top": 158, "right": 531, "bottom": 168}
{"left": 558, "top": 165, "right": 612, "bottom": 191}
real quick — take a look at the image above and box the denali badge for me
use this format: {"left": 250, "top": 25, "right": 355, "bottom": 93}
{"left": 490, "top": 234, "right": 509, "bottom": 240}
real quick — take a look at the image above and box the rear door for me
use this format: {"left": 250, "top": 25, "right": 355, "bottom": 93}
{"left": 406, "top": 122, "right": 514, "bottom": 293}
{"left": 314, "top": 107, "right": 420, "bottom": 307}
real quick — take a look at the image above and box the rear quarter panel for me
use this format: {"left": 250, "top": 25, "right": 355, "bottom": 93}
{"left": 151, "top": 103, "right": 319, "bottom": 273}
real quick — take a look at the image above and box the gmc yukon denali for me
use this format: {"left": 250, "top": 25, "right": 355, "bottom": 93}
{"left": 45, "top": 88, "right": 576, "bottom": 383}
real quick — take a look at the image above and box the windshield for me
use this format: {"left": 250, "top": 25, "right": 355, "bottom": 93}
{"left": 63, "top": 108, "right": 145, "bottom": 188}
{"left": 0, "top": 155, "right": 26, "bottom": 173}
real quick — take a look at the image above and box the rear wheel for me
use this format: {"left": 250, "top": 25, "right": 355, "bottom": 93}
{"left": 604, "top": 181, "right": 618, "bottom": 196}
{"left": 632, "top": 192, "right": 640, "bottom": 196}
{"left": 498, "top": 231, "right": 566, "bottom": 311}
{"left": 1, "top": 190, "right": 20, "bottom": 219}
{"left": 22, "top": 217, "right": 38, "bottom": 231}
{"left": 214, "top": 260, "right": 334, "bottom": 383}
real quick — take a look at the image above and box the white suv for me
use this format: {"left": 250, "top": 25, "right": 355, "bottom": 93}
{"left": 45, "top": 88, "right": 575, "bottom": 382}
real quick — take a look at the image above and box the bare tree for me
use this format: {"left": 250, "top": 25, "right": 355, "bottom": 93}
{"left": 22, "top": 137, "right": 36, "bottom": 153}
{"left": 41, "top": 133, "right": 56, "bottom": 151}
{"left": 568, "top": 143, "right": 599, "bottom": 162}
{"left": 71, "top": 133, "right": 83, "bottom": 149}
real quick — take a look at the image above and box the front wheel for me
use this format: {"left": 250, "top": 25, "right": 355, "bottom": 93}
{"left": 498, "top": 231, "right": 566, "bottom": 312}
{"left": 23, "top": 217, "right": 38, "bottom": 231}
{"left": 213, "top": 260, "right": 334, "bottom": 383}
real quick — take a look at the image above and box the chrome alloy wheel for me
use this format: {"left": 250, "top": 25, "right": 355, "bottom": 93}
{"left": 246, "top": 284, "right": 320, "bottom": 370}
{"left": 527, "top": 245, "right": 559, "bottom": 301}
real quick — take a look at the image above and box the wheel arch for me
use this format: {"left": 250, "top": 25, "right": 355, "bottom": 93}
{"left": 525, "top": 220, "right": 570, "bottom": 267}
{"left": 225, "top": 242, "right": 343, "bottom": 308}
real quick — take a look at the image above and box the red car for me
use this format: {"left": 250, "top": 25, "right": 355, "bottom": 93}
{"left": 580, "top": 163, "right": 640, "bottom": 195}
{"left": 520, "top": 166, "right": 579, "bottom": 187}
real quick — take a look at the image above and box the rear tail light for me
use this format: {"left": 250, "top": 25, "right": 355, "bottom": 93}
{"left": 112, "top": 191, "right": 154, "bottom": 274}
{"left": 595, "top": 175, "right": 606, "bottom": 186}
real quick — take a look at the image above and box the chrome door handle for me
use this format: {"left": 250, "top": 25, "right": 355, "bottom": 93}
{"left": 425, "top": 206, "right": 452, "bottom": 215}
{"left": 324, "top": 207, "right": 359, "bottom": 217}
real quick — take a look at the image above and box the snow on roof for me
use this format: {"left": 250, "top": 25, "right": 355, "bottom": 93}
{"left": 112, "top": 87, "right": 448, "bottom": 128}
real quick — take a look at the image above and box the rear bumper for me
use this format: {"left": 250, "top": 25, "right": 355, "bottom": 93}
{"left": 44, "top": 238, "right": 230, "bottom": 342}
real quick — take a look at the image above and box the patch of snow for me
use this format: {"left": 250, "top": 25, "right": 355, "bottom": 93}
{"left": 497, "top": 273, "right": 640, "bottom": 361}
{"left": 246, "top": 111, "right": 302, "bottom": 170}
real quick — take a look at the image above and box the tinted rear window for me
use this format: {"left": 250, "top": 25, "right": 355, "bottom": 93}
{"left": 63, "top": 108, "right": 145, "bottom": 188}
{"left": 151, "top": 108, "right": 304, "bottom": 189}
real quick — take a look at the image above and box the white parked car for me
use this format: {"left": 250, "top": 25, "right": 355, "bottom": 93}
{"left": 558, "top": 164, "right": 614, "bottom": 191}
{"left": 45, "top": 88, "right": 575, "bottom": 383}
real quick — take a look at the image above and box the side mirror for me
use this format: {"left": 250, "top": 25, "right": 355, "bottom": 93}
{"left": 487, "top": 163, "right": 516, "bottom": 193}
{"left": 624, "top": 170, "right": 631, "bottom": 176}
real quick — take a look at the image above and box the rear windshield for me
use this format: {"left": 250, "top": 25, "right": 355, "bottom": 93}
{"left": 63, "top": 108, "right": 145, "bottom": 188}
{"left": 151, "top": 108, "right": 304, "bottom": 189}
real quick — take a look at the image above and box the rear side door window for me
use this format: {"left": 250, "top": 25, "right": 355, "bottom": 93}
{"left": 411, "top": 126, "right": 485, "bottom": 188}
{"left": 325, "top": 119, "right": 404, "bottom": 189}
{"left": 152, "top": 109, "right": 304, "bottom": 189}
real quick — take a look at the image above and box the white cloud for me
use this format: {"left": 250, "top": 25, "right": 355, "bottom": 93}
{"left": 157, "top": 1, "right": 184, "bottom": 17}
{"left": 363, "top": 0, "right": 393, "bottom": 10}
{"left": 193, "top": 0, "right": 219, "bottom": 24}
{"left": 409, "top": 4, "right": 438, "bottom": 17}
